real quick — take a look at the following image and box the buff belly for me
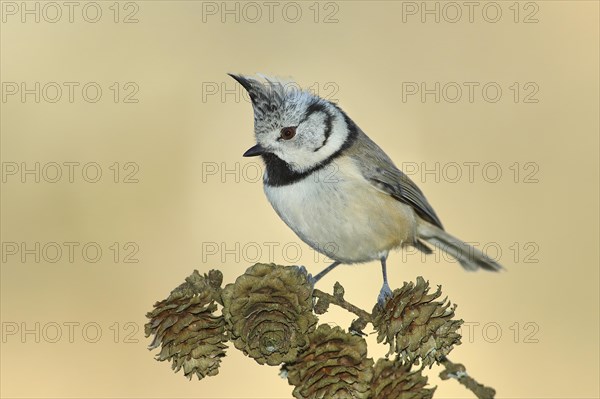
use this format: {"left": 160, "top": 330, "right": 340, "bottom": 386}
{"left": 264, "top": 158, "right": 417, "bottom": 264}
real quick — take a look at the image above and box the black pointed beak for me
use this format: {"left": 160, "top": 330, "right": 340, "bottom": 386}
{"left": 243, "top": 144, "right": 266, "bottom": 157}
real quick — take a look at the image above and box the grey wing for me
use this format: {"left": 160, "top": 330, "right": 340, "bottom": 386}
{"left": 368, "top": 167, "right": 444, "bottom": 230}
{"left": 346, "top": 130, "right": 444, "bottom": 231}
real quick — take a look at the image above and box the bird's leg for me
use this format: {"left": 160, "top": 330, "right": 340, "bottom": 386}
{"left": 377, "top": 256, "right": 393, "bottom": 306}
{"left": 310, "top": 261, "right": 342, "bottom": 285}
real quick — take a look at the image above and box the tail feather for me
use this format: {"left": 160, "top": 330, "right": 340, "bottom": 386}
{"left": 417, "top": 222, "right": 504, "bottom": 272}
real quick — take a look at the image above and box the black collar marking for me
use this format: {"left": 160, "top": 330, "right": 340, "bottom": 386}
{"left": 263, "top": 111, "right": 358, "bottom": 187}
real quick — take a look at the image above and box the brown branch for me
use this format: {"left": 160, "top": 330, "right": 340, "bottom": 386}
{"left": 439, "top": 356, "right": 496, "bottom": 399}
{"left": 312, "top": 287, "right": 372, "bottom": 323}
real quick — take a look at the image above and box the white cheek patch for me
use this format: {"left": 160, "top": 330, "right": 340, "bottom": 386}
{"left": 280, "top": 108, "right": 349, "bottom": 173}
{"left": 298, "top": 112, "right": 328, "bottom": 150}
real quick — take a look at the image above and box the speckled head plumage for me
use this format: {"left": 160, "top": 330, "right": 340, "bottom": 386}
{"left": 229, "top": 74, "right": 357, "bottom": 178}
{"left": 228, "top": 74, "right": 296, "bottom": 133}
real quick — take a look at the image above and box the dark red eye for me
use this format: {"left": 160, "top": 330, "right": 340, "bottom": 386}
{"left": 280, "top": 126, "right": 296, "bottom": 140}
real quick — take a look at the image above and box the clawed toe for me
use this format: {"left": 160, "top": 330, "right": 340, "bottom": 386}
{"left": 292, "top": 265, "right": 308, "bottom": 275}
{"left": 377, "top": 282, "right": 393, "bottom": 306}
{"left": 291, "top": 265, "right": 315, "bottom": 287}
{"left": 306, "top": 273, "right": 316, "bottom": 287}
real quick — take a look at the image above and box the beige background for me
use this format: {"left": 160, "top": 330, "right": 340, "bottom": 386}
{"left": 1, "top": 1, "right": 598, "bottom": 398}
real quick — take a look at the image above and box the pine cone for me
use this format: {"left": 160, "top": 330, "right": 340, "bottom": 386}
{"left": 221, "top": 263, "right": 317, "bottom": 366}
{"left": 285, "top": 324, "right": 373, "bottom": 399}
{"left": 372, "top": 277, "right": 462, "bottom": 367}
{"left": 371, "top": 358, "right": 436, "bottom": 399}
{"left": 145, "top": 270, "right": 227, "bottom": 380}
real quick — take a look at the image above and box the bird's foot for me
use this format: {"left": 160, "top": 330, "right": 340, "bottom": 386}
{"left": 292, "top": 264, "right": 307, "bottom": 275}
{"left": 306, "top": 273, "right": 316, "bottom": 288}
{"left": 291, "top": 265, "right": 315, "bottom": 287}
{"left": 377, "top": 282, "right": 393, "bottom": 307}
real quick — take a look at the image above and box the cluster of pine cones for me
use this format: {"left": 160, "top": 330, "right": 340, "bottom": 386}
{"left": 145, "top": 263, "right": 463, "bottom": 399}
